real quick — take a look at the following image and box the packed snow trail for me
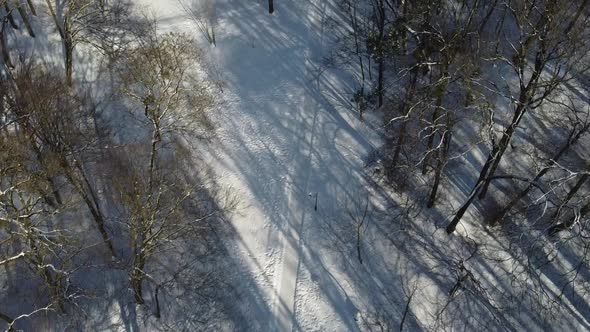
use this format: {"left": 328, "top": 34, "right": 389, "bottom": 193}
{"left": 204, "top": 0, "right": 378, "bottom": 330}
{"left": 133, "top": 0, "right": 378, "bottom": 330}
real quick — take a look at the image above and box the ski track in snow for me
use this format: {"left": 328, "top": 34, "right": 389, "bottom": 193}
{"left": 270, "top": 52, "right": 318, "bottom": 331}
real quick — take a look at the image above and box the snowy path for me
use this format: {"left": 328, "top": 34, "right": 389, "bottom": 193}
{"left": 133, "top": 0, "right": 378, "bottom": 330}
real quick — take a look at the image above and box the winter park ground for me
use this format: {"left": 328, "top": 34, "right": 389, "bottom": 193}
{"left": 2, "top": 0, "right": 590, "bottom": 331}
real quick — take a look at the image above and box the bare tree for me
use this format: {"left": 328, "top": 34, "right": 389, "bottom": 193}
{"left": 3, "top": 65, "right": 116, "bottom": 256}
{"left": 44, "top": 0, "right": 134, "bottom": 85}
{"left": 345, "top": 191, "right": 371, "bottom": 265}
{"left": 0, "top": 125, "right": 76, "bottom": 316}
{"left": 115, "top": 28, "right": 219, "bottom": 304}
{"left": 177, "top": 0, "right": 216, "bottom": 46}
{"left": 118, "top": 29, "right": 213, "bottom": 190}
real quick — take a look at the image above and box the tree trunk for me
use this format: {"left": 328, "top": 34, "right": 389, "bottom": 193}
{"left": 422, "top": 69, "right": 448, "bottom": 175}
{"left": 28, "top": 138, "right": 63, "bottom": 207}
{"left": 565, "top": 0, "right": 589, "bottom": 34}
{"left": 268, "top": 0, "right": 274, "bottom": 14}
{"left": 356, "top": 223, "right": 362, "bottom": 265}
{"left": 376, "top": 0, "right": 385, "bottom": 108}
{"left": 427, "top": 115, "right": 452, "bottom": 208}
{"left": 64, "top": 17, "right": 73, "bottom": 86}
{"left": 148, "top": 127, "right": 160, "bottom": 193}
{"left": 26, "top": 0, "right": 36, "bottom": 16}
{"left": 377, "top": 58, "right": 384, "bottom": 108}
{"left": 62, "top": 163, "right": 115, "bottom": 257}
{"left": 351, "top": 3, "right": 366, "bottom": 120}
{"left": 478, "top": 0, "right": 499, "bottom": 34}
{"left": 154, "top": 285, "right": 161, "bottom": 318}
{"left": 422, "top": 105, "right": 440, "bottom": 175}
{"left": 131, "top": 257, "right": 146, "bottom": 304}
{"left": 26, "top": 229, "right": 65, "bottom": 312}
{"left": 13, "top": 1, "right": 35, "bottom": 37}
{"left": 0, "top": 22, "right": 13, "bottom": 69}
{"left": 552, "top": 173, "right": 589, "bottom": 221}
{"left": 4, "top": 3, "right": 19, "bottom": 30}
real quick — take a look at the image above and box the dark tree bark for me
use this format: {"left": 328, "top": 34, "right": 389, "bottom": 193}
{"left": 268, "top": 0, "right": 274, "bottom": 14}
{"left": 64, "top": 15, "right": 73, "bottom": 86}
{"left": 375, "top": 0, "right": 385, "bottom": 107}
{"left": 26, "top": 0, "right": 36, "bottom": 16}
{"left": 62, "top": 161, "right": 115, "bottom": 257}
{"left": 565, "top": 0, "right": 589, "bottom": 34}
{"left": 0, "top": 21, "right": 13, "bottom": 69}
{"left": 4, "top": 3, "right": 18, "bottom": 30}
{"left": 13, "top": 1, "right": 35, "bottom": 37}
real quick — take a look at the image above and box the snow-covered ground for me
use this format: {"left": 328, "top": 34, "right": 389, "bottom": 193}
{"left": 186, "top": 1, "right": 381, "bottom": 330}
{"left": 3, "top": 0, "right": 590, "bottom": 331}
{"left": 129, "top": 0, "right": 390, "bottom": 330}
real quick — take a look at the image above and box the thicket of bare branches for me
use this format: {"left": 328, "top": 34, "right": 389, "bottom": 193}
{"left": 334, "top": 0, "right": 590, "bottom": 329}
{"left": 0, "top": 3, "right": 229, "bottom": 329}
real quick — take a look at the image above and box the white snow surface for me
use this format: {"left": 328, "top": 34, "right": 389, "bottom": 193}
{"left": 131, "top": 0, "right": 382, "bottom": 330}
{"left": 4, "top": 0, "right": 590, "bottom": 331}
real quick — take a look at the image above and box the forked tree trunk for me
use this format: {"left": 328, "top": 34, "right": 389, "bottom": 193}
{"left": 477, "top": 101, "right": 529, "bottom": 199}
{"left": 492, "top": 125, "right": 588, "bottom": 224}
{"left": 447, "top": 4, "right": 558, "bottom": 233}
